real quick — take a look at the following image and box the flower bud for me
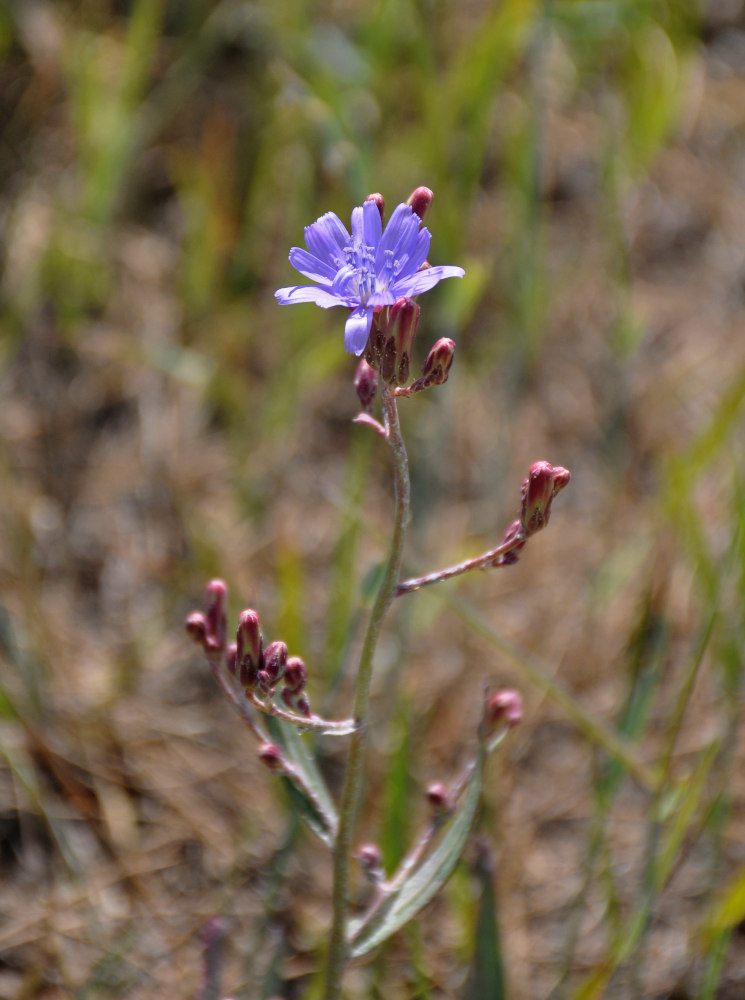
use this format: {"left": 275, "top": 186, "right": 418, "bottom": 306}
{"left": 421, "top": 338, "right": 455, "bottom": 386}
{"left": 205, "top": 579, "right": 228, "bottom": 653}
{"left": 406, "top": 186, "right": 434, "bottom": 222}
{"left": 485, "top": 689, "right": 523, "bottom": 732}
{"left": 520, "top": 462, "right": 571, "bottom": 536}
{"left": 381, "top": 297, "right": 419, "bottom": 387}
{"left": 283, "top": 655, "right": 307, "bottom": 694}
{"left": 236, "top": 609, "right": 263, "bottom": 689}
{"left": 365, "top": 192, "right": 385, "bottom": 224}
{"left": 258, "top": 743, "right": 285, "bottom": 773}
{"left": 426, "top": 781, "right": 454, "bottom": 816}
{"left": 258, "top": 640, "right": 288, "bottom": 692}
{"left": 354, "top": 358, "right": 379, "bottom": 412}
{"left": 185, "top": 611, "right": 208, "bottom": 650}
{"left": 355, "top": 842, "right": 384, "bottom": 883}
{"left": 364, "top": 309, "right": 387, "bottom": 370}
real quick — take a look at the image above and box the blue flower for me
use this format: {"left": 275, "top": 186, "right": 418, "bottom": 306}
{"left": 275, "top": 200, "right": 465, "bottom": 355}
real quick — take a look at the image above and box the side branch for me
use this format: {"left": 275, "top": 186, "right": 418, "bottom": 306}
{"left": 397, "top": 460, "right": 570, "bottom": 597}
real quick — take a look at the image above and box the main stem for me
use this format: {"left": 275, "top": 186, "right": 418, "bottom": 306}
{"left": 322, "top": 388, "right": 410, "bottom": 1000}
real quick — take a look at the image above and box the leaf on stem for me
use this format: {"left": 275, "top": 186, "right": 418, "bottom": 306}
{"left": 266, "top": 717, "right": 338, "bottom": 846}
{"left": 348, "top": 745, "right": 486, "bottom": 958}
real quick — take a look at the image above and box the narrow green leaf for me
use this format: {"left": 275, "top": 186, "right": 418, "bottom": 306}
{"left": 349, "top": 746, "right": 485, "bottom": 958}
{"left": 265, "top": 717, "right": 338, "bottom": 846}
{"left": 462, "top": 844, "right": 506, "bottom": 1000}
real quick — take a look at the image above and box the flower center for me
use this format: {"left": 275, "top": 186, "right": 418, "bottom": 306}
{"left": 341, "top": 243, "right": 398, "bottom": 304}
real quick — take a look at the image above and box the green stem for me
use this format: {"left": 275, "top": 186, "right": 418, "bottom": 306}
{"left": 323, "top": 388, "right": 410, "bottom": 1000}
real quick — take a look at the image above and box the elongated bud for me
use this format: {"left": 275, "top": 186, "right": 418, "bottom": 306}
{"left": 520, "top": 462, "right": 571, "bottom": 536}
{"left": 205, "top": 579, "right": 228, "bottom": 652}
{"left": 381, "top": 296, "right": 419, "bottom": 386}
{"left": 406, "top": 186, "right": 434, "bottom": 222}
{"left": 258, "top": 743, "right": 285, "bottom": 773}
{"left": 355, "top": 358, "right": 379, "bottom": 411}
{"left": 485, "top": 689, "right": 523, "bottom": 731}
{"left": 236, "top": 609, "right": 263, "bottom": 689}
{"left": 258, "top": 640, "right": 288, "bottom": 691}
{"left": 365, "top": 192, "right": 385, "bottom": 224}
{"left": 421, "top": 337, "right": 455, "bottom": 386}
{"left": 364, "top": 309, "right": 387, "bottom": 370}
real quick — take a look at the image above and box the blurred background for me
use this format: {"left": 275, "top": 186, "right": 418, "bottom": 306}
{"left": 2, "top": 0, "right": 745, "bottom": 997}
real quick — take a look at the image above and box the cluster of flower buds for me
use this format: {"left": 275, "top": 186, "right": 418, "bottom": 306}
{"left": 364, "top": 297, "right": 421, "bottom": 388}
{"left": 233, "top": 611, "right": 311, "bottom": 716}
{"left": 185, "top": 581, "right": 312, "bottom": 717}
{"left": 520, "top": 461, "right": 571, "bottom": 537}
{"left": 358, "top": 185, "right": 456, "bottom": 395}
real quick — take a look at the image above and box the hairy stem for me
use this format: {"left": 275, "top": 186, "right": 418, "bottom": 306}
{"left": 323, "top": 388, "right": 410, "bottom": 1000}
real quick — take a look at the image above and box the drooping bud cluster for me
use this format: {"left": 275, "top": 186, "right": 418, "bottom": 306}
{"left": 520, "top": 461, "right": 571, "bottom": 537}
{"left": 185, "top": 581, "right": 312, "bottom": 717}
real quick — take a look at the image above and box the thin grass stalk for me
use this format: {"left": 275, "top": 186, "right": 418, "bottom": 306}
{"left": 323, "top": 388, "right": 410, "bottom": 999}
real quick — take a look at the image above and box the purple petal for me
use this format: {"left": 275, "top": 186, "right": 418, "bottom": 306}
{"left": 331, "top": 263, "right": 361, "bottom": 302}
{"left": 275, "top": 284, "right": 345, "bottom": 308}
{"left": 393, "top": 265, "right": 465, "bottom": 297}
{"left": 304, "top": 212, "right": 350, "bottom": 265}
{"left": 362, "top": 199, "right": 382, "bottom": 247}
{"left": 344, "top": 306, "right": 373, "bottom": 354}
{"left": 288, "top": 247, "right": 338, "bottom": 283}
{"left": 351, "top": 200, "right": 383, "bottom": 249}
{"left": 394, "top": 228, "right": 431, "bottom": 280}
{"left": 377, "top": 204, "right": 420, "bottom": 266}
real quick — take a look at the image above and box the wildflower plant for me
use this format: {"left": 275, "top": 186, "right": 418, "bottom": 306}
{"left": 187, "top": 188, "right": 570, "bottom": 999}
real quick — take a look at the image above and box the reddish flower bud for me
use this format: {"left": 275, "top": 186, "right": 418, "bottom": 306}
{"left": 421, "top": 337, "right": 455, "bottom": 386}
{"left": 185, "top": 611, "right": 208, "bottom": 650}
{"left": 283, "top": 655, "right": 307, "bottom": 694}
{"left": 380, "top": 297, "right": 419, "bottom": 386}
{"left": 236, "top": 609, "right": 263, "bottom": 689}
{"left": 365, "top": 192, "right": 385, "bottom": 224}
{"left": 406, "top": 186, "right": 434, "bottom": 222}
{"left": 295, "top": 694, "right": 311, "bottom": 717}
{"left": 259, "top": 640, "right": 288, "bottom": 691}
{"left": 520, "top": 462, "right": 571, "bottom": 536}
{"left": 258, "top": 743, "right": 285, "bottom": 773}
{"left": 485, "top": 689, "right": 523, "bottom": 731}
{"left": 205, "top": 579, "right": 228, "bottom": 653}
{"left": 426, "top": 781, "right": 454, "bottom": 816}
{"left": 354, "top": 358, "right": 379, "bottom": 412}
{"left": 364, "top": 308, "right": 388, "bottom": 370}
{"left": 355, "top": 842, "right": 384, "bottom": 883}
